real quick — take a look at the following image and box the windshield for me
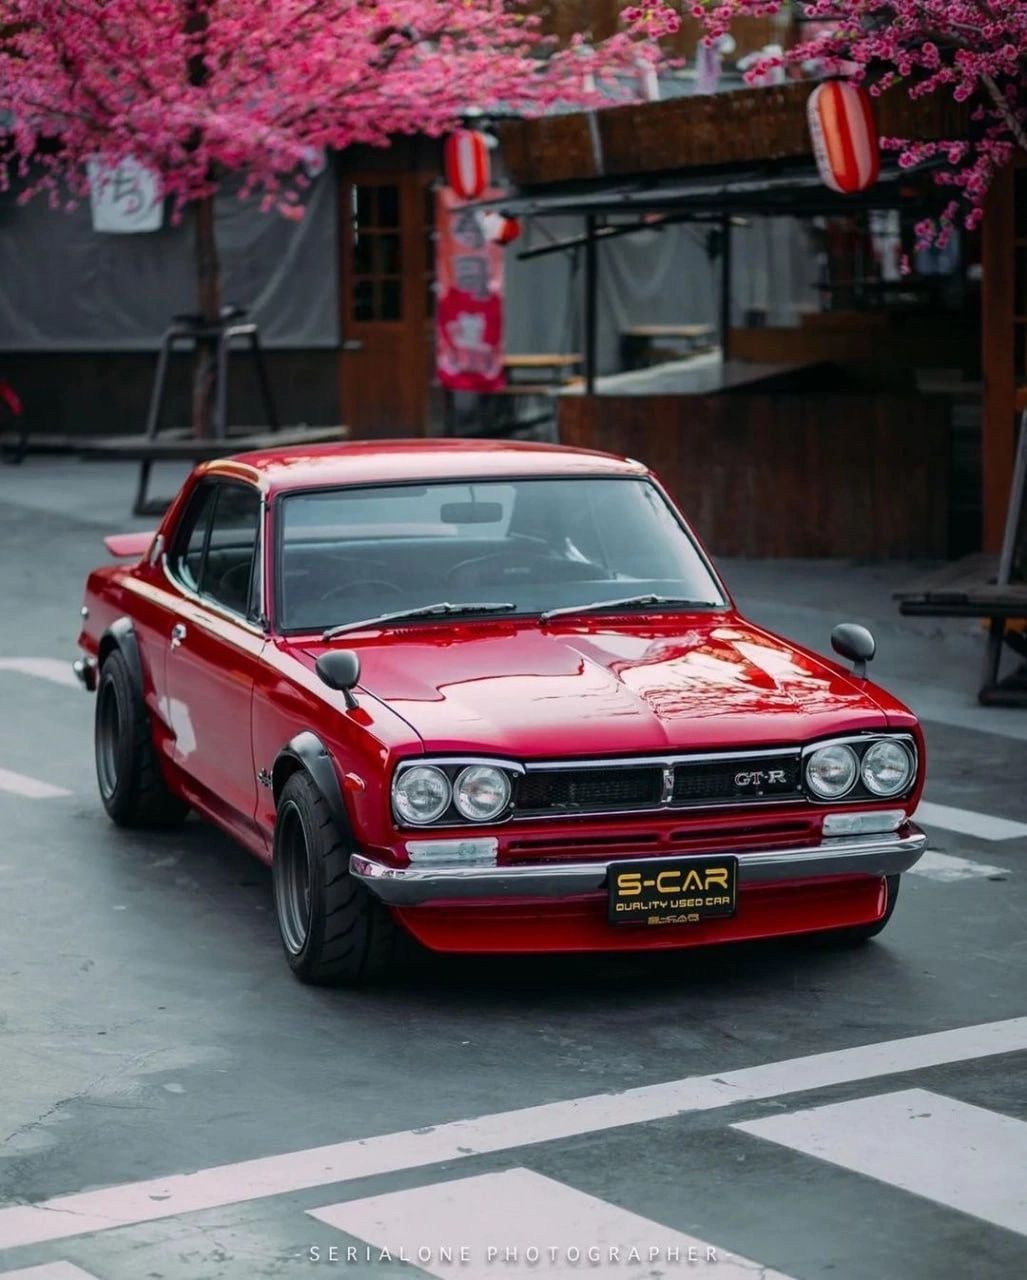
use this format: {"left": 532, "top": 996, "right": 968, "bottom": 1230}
{"left": 275, "top": 477, "right": 725, "bottom": 633}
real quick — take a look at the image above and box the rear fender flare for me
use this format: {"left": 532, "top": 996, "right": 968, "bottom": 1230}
{"left": 272, "top": 731, "right": 354, "bottom": 845}
{"left": 98, "top": 618, "right": 144, "bottom": 691}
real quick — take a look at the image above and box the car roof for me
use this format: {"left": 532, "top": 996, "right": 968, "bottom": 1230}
{"left": 199, "top": 438, "right": 650, "bottom": 494}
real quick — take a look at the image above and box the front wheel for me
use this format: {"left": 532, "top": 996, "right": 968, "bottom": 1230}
{"left": 272, "top": 770, "right": 401, "bottom": 985}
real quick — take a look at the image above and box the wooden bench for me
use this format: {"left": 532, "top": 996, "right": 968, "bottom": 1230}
{"left": 78, "top": 424, "right": 350, "bottom": 515}
{"left": 894, "top": 408, "right": 1027, "bottom": 707}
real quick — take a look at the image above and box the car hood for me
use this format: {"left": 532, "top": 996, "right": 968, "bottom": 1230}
{"left": 302, "top": 615, "right": 894, "bottom": 757}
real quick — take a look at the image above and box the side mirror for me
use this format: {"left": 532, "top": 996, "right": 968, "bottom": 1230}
{"left": 315, "top": 649, "right": 361, "bottom": 709}
{"left": 831, "top": 623, "right": 876, "bottom": 679}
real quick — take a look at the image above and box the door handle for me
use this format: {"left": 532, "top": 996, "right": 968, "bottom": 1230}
{"left": 170, "top": 622, "right": 187, "bottom": 649}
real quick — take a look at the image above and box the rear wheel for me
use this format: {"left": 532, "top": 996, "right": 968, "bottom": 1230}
{"left": 94, "top": 649, "right": 188, "bottom": 828}
{"left": 272, "top": 770, "right": 401, "bottom": 985}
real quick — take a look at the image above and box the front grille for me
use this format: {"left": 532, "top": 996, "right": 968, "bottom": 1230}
{"left": 673, "top": 755, "right": 802, "bottom": 804}
{"left": 515, "top": 766, "right": 662, "bottom": 814}
{"left": 513, "top": 751, "right": 803, "bottom": 818}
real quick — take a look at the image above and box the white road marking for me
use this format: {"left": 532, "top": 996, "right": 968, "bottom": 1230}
{"left": 0, "top": 1264, "right": 101, "bottom": 1280}
{"left": 0, "top": 1017, "right": 1025, "bottom": 1251}
{"left": 915, "top": 800, "right": 1027, "bottom": 842}
{"left": 309, "top": 1168, "right": 796, "bottom": 1278}
{"left": 0, "top": 767, "right": 71, "bottom": 800}
{"left": 0, "top": 658, "right": 78, "bottom": 689}
{"left": 735, "top": 1088, "right": 1027, "bottom": 1238}
{"left": 909, "top": 849, "right": 1010, "bottom": 883}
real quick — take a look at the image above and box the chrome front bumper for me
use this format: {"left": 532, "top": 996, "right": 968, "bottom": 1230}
{"left": 350, "top": 825, "right": 927, "bottom": 907}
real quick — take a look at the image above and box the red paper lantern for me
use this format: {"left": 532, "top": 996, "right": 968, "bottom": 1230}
{"left": 807, "top": 81, "right": 880, "bottom": 194}
{"left": 444, "top": 130, "right": 491, "bottom": 201}
{"left": 482, "top": 211, "right": 521, "bottom": 246}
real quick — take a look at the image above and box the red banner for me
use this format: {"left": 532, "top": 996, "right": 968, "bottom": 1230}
{"left": 435, "top": 188, "right": 505, "bottom": 392}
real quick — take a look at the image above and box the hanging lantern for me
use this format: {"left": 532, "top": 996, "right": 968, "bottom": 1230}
{"left": 482, "top": 211, "right": 521, "bottom": 246}
{"left": 444, "top": 130, "right": 491, "bottom": 201}
{"left": 807, "top": 80, "right": 880, "bottom": 194}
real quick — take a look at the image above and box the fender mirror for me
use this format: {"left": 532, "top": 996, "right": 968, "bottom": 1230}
{"left": 315, "top": 649, "right": 361, "bottom": 709}
{"left": 831, "top": 623, "right": 876, "bottom": 679}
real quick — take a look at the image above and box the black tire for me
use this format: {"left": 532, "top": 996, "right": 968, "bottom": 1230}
{"left": 94, "top": 649, "right": 189, "bottom": 828}
{"left": 821, "top": 875, "right": 901, "bottom": 945}
{"left": 272, "top": 770, "right": 401, "bottom": 986}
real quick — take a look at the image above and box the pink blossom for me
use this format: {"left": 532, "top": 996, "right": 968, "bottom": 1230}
{"left": 629, "top": 1, "right": 1027, "bottom": 246}
{"left": 0, "top": 2, "right": 653, "bottom": 213}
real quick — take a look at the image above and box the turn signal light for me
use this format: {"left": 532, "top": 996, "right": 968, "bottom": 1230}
{"left": 405, "top": 838, "right": 499, "bottom": 866}
{"left": 822, "top": 810, "right": 905, "bottom": 837}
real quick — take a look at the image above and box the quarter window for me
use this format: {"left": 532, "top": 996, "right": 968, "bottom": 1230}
{"left": 169, "top": 481, "right": 261, "bottom": 619}
{"left": 204, "top": 485, "right": 261, "bottom": 616}
{"left": 172, "top": 484, "right": 217, "bottom": 593}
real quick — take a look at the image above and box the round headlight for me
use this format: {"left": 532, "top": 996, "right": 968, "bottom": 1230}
{"left": 861, "top": 739, "right": 914, "bottom": 797}
{"left": 806, "top": 744, "right": 858, "bottom": 799}
{"left": 453, "top": 765, "right": 512, "bottom": 823}
{"left": 393, "top": 766, "right": 451, "bottom": 825}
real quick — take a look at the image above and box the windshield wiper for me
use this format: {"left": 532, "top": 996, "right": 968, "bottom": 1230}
{"left": 323, "top": 601, "right": 516, "bottom": 640}
{"left": 539, "top": 594, "right": 721, "bottom": 624}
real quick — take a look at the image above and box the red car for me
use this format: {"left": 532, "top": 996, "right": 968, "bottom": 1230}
{"left": 76, "top": 440, "right": 927, "bottom": 984}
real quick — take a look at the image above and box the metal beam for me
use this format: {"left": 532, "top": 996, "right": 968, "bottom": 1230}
{"left": 584, "top": 215, "right": 598, "bottom": 396}
{"left": 516, "top": 213, "right": 743, "bottom": 262}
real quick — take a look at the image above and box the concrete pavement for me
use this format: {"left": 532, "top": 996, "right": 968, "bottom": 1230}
{"left": 0, "top": 458, "right": 1024, "bottom": 1280}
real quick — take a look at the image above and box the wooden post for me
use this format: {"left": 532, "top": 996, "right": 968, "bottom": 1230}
{"left": 980, "top": 164, "right": 1016, "bottom": 553}
{"left": 584, "top": 214, "right": 598, "bottom": 395}
{"left": 720, "top": 214, "right": 732, "bottom": 361}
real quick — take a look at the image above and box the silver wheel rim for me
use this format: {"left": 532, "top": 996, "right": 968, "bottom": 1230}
{"left": 96, "top": 678, "right": 121, "bottom": 800}
{"left": 275, "top": 802, "right": 312, "bottom": 955}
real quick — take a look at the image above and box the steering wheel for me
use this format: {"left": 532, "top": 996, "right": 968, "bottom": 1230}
{"left": 445, "top": 548, "right": 558, "bottom": 588}
{"left": 446, "top": 548, "right": 608, "bottom": 590}
{"left": 319, "top": 579, "right": 404, "bottom": 602}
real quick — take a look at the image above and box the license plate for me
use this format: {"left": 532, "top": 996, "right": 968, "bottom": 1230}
{"left": 608, "top": 856, "right": 738, "bottom": 927}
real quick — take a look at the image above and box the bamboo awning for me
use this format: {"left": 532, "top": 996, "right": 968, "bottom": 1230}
{"left": 499, "top": 82, "right": 968, "bottom": 189}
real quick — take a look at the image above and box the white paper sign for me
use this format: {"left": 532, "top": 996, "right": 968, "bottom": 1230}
{"left": 87, "top": 156, "right": 163, "bottom": 233}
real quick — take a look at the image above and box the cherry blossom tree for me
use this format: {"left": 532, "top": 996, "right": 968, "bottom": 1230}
{"left": 0, "top": 1, "right": 649, "bottom": 433}
{"left": 627, "top": 1, "right": 1027, "bottom": 244}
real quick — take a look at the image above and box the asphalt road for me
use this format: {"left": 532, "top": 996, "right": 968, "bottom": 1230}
{"left": 0, "top": 460, "right": 1025, "bottom": 1280}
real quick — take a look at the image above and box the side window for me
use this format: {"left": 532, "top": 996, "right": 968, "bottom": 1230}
{"left": 204, "top": 484, "right": 261, "bottom": 617}
{"left": 170, "top": 484, "right": 218, "bottom": 593}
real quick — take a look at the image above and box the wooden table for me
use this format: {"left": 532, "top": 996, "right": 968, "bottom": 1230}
{"left": 441, "top": 355, "right": 582, "bottom": 440}
{"left": 503, "top": 354, "right": 583, "bottom": 387}
{"left": 79, "top": 424, "right": 350, "bottom": 515}
{"left": 620, "top": 325, "right": 715, "bottom": 370}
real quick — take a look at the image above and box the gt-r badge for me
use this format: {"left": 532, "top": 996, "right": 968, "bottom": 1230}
{"left": 734, "top": 769, "right": 788, "bottom": 787}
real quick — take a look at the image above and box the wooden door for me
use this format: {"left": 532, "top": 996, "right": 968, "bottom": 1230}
{"left": 340, "top": 172, "right": 432, "bottom": 437}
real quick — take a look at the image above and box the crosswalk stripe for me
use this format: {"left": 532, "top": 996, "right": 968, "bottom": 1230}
{"left": 0, "top": 1264, "right": 101, "bottom": 1279}
{"left": 915, "top": 800, "right": 1027, "bottom": 842}
{"left": 735, "top": 1088, "right": 1027, "bottom": 1238}
{"left": 0, "top": 767, "right": 71, "bottom": 800}
{"left": 309, "top": 1169, "right": 797, "bottom": 1279}
{"left": 0, "top": 1016, "right": 1024, "bottom": 1252}
{"left": 909, "top": 849, "right": 1010, "bottom": 882}
{"left": 0, "top": 658, "right": 78, "bottom": 689}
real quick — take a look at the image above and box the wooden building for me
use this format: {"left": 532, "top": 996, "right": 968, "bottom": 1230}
{"left": 486, "top": 82, "right": 1004, "bottom": 559}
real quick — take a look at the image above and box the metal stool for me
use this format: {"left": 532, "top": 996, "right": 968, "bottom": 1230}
{"left": 136, "top": 304, "right": 278, "bottom": 512}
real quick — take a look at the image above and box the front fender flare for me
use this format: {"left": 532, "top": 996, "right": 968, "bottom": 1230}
{"left": 272, "top": 731, "right": 354, "bottom": 843}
